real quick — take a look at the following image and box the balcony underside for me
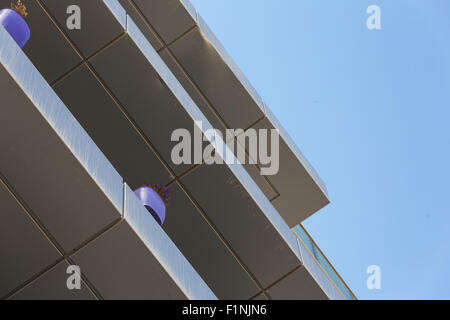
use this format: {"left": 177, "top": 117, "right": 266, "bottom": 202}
{"left": 0, "top": 0, "right": 333, "bottom": 300}
{"left": 0, "top": 24, "right": 215, "bottom": 300}
{"left": 124, "top": 0, "right": 330, "bottom": 227}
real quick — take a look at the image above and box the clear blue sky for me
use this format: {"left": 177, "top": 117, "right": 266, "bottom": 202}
{"left": 190, "top": 0, "right": 450, "bottom": 299}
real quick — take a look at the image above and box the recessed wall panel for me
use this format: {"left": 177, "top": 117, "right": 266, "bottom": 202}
{"left": 0, "top": 180, "right": 61, "bottom": 298}
{"left": 164, "top": 183, "right": 260, "bottom": 299}
{"left": 41, "top": 0, "right": 124, "bottom": 57}
{"left": 71, "top": 221, "right": 187, "bottom": 300}
{"left": 181, "top": 164, "right": 301, "bottom": 288}
{"left": 0, "top": 0, "right": 81, "bottom": 83}
{"left": 132, "top": 0, "right": 197, "bottom": 44}
{"left": 267, "top": 267, "right": 328, "bottom": 300}
{"left": 54, "top": 65, "right": 172, "bottom": 189}
{"left": 89, "top": 35, "right": 201, "bottom": 176}
{"left": 9, "top": 260, "right": 96, "bottom": 300}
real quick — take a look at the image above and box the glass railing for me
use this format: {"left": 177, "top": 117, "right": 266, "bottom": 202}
{"left": 293, "top": 225, "right": 357, "bottom": 300}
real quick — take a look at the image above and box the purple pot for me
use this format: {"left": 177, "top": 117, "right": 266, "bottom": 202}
{"left": 134, "top": 187, "right": 166, "bottom": 225}
{"left": 0, "top": 8, "right": 30, "bottom": 48}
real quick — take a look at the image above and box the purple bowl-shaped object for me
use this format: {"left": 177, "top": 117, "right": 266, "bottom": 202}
{"left": 134, "top": 187, "right": 166, "bottom": 225}
{"left": 0, "top": 8, "right": 30, "bottom": 48}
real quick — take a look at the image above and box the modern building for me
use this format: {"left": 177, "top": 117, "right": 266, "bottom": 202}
{"left": 0, "top": 0, "right": 355, "bottom": 300}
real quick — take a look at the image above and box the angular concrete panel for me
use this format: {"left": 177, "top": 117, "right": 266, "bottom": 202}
{"left": 251, "top": 117, "right": 330, "bottom": 226}
{"left": 0, "top": 179, "right": 61, "bottom": 298}
{"left": 89, "top": 35, "right": 200, "bottom": 175}
{"left": 118, "top": 0, "right": 163, "bottom": 50}
{"left": 132, "top": 0, "right": 197, "bottom": 44}
{"left": 267, "top": 267, "right": 328, "bottom": 300}
{"left": 233, "top": 138, "right": 279, "bottom": 201}
{"left": 0, "top": 66, "right": 122, "bottom": 251}
{"left": 159, "top": 48, "right": 278, "bottom": 201}
{"left": 68, "top": 184, "right": 216, "bottom": 300}
{"left": 53, "top": 64, "right": 172, "bottom": 189}
{"left": 123, "top": 184, "right": 217, "bottom": 300}
{"left": 169, "top": 23, "right": 265, "bottom": 130}
{"left": 163, "top": 183, "right": 260, "bottom": 299}
{"left": 159, "top": 48, "right": 226, "bottom": 132}
{"left": 41, "top": 0, "right": 125, "bottom": 57}
{"left": 0, "top": 0, "right": 81, "bottom": 83}
{"left": 251, "top": 293, "right": 269, "bottom": 300}
{"left": 10, "top": 260, "right": 96, "bottom": 300}
{"left": 181, "top": 164, "right": 301, "bottom": 288}
{"left": 72, "top": 221, "right": 187, "bottom": 300}
{"left": 0, "top": 27, "right": 123, "bottom": 252}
